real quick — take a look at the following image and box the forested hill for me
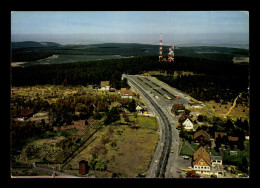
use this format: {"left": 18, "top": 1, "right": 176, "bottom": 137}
{"left": 11, "top": 41, "right": 61, "bottom": 48}
{"left": 11, "top": 42, "right": 249, "bottom": 65}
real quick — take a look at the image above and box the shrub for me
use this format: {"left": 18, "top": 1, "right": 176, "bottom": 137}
{"left": 42, "top": 131, "right": 56, "bottom": 138}
{"left": 93, "top": 112, "right": 102, "bottom": 120}
{"left": 95, "top": 158, "right": 107, "bottom": 171}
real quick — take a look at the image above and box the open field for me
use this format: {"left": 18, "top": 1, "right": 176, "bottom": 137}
{"left": 186, "top": 100, "right": 249, "bottom": 121}
{"left": 136, "top": 115, "right": 158, "bottom": 130}
{"left": 64, "top": 125, "right": 159, "bottom": 178}
{"left": 11, "top": 84, "right": 159, "bottom": 178}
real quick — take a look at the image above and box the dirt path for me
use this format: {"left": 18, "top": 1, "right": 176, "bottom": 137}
{"left": 223, "top": 93, "right": 242, "bottom": 117}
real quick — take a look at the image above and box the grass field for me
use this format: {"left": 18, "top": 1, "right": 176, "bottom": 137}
{"left": 64, "top": 125, "right": 159, "bottom": 178}
{"left": 11, "top": 84, "right": 159, "bottom": 178}
{"left": 186, "top": 100, "right": 249, "bottom": 121}
{"left": 180, "top": 143, "right": 195, "bottom": 157}
{"left": 136, "top": 115, "right": 158, "bottom": 130}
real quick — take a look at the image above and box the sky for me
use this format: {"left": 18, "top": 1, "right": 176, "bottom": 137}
{"left": 11, "top": 11, "right": 249, "bottom": 47}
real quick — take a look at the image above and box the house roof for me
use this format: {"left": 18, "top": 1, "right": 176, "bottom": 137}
{"left": 101, "top": 81, "right": 110, "bottom": 87}
{"left": 120, "top": 90, "right": 133, "bottom": 96}
{"left": 214, "top": 132, "right": 228, "bottom": 140}
{"left": 173, "top": 103, "right": 185, "bottom": 111}
{"left": 179, "top": 113, "right": 191, "bottom": 122}
{"left": 228, "top": 136, "right": 239, "bottom": 142}
{"left": 136, "top": 105, "right": 143, "bottom": 110}
{"left": 18, "top": 108, "right": 34, "bottom": 118}
{"left": 210, "top": 155, "right": 222, "bottom": 161}
{"left": 194, "top": 129, "right": 211, "bottom": 140}
{"left": 183, "top": 118, "right": 193, "bottom": 128}
{"left": 193, "top": 146, "right": 211, "bottom": 166}
{"left": 189, "top": 102, "right": 200, "bottom": 106}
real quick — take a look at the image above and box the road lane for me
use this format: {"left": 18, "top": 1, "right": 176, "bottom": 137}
{"left": 125, "top": 75, "right": 173, "bottom": 178}
{"left": 124, "top": 74, "right": 193, "bottom": 178}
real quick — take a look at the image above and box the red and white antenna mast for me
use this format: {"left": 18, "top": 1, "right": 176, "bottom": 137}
{"left": 168, "top": 46, "right": 173, "bottom": 62}
{"left": 172, "top": 45, "right": 175, "bottom": 62}
{"left": 159, "top": 33, "right": 163, "bottom": 62}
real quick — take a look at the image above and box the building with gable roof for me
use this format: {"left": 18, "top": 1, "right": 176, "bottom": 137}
{"left": 194, "top": 129, "right": 211, "bottom": 144}
{"left": 182, "top": 118, "right": 194, "bottom": 131}
{"left": 214, "top": 132, "right": 228, "bottom": 140}
{"left": 119, "top": 88, "right": 133, "bottom": 99}
{"left": 100, "top": 81, "right": 110, "bottom": 91}
{"left": 171, "top": 103, "right": 185, "bottom": 115}
{"left": 193, "top": 146, "right": 211, "bottom": 174}
{"left": 192, "top": 146, "right": 224, "bottom": 176}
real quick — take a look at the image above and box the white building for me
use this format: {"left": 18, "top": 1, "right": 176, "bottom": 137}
{"left": 183, "top": 118, "right": 194, "bottom": 130}
{"left": 100, "top": 81, "right": 110, "bottom": 91}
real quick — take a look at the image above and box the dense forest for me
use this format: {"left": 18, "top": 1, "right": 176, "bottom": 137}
{"left": 12, "top": 56, "right": 161, "bottom": 88}
{"left": 12, "top": 54, "right": 249, "bottom": 89}
{"left": 11, "top": 42, "right": 249, "bottom": 105}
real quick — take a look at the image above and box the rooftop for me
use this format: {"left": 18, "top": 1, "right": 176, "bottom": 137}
{"left": 101, "top": 81, "right": 110, "bottom": 87}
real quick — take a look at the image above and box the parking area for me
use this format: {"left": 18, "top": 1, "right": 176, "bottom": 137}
{"left": 171, "top": 155, "right": 192, "bottom": 178}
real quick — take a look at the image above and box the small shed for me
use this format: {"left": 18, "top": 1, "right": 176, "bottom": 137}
{"left": 79, "top": 160, "right": 89, "bottom": 175}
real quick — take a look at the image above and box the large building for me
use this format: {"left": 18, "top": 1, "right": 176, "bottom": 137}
{"left": 192, "top": 146, "right": 224, "bottom": 177}
{"left": 193, "top": 146, "right": 211, "bottom": 174}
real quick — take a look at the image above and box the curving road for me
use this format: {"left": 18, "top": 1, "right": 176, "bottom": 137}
{"left": 125, "top": 75, "right": 174, "bottom": 178}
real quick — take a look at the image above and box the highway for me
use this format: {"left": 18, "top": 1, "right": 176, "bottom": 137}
{"left": 124, "top": 74, "right": 192, "bottom": 178}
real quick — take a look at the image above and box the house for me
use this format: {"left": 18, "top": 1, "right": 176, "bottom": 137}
{"left": 182, "top": 118, "right": 194, "bottom": 131}
{"left": 194, "top": 129, "right": 211, "bottom": 144}
{"left": 194, "top": 129, "right": 212, "bottom": 152}
{"left": 193, "top": 146, "right": 224, "bottom": 176}
{"left": 171, "top": 103, "right": 185, "bottom": 115}
{"left": 17, "top": 108, "right": 34, "bottom": 121}
{"left": 100, "top": 81, "right": 110, "bottom": 91}
{"left": 193, "top": 146, "right": 211, "bottom": 175}
{"left": 119, "top": 88, "right": 133, "bottom": 99}
{"left": 211, "top": 156, "right": 222, "bottom": 166}
{"left": 178, "top": 113, "right": 191, "bottom": 123}
{"left": 210, "top": 156, "right": 224, "bottom": 176}
{"left": 228, "top": 136, "right": 239, "bottom": 142}
{"left": 136, "top": 105, "right": 143, "bottom": 112}
{"left": 214, "top": 132, "right": 228, "bottom": 140}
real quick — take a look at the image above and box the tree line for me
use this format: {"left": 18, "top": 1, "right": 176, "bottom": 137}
{"left": 12, "top": 55, "right": 248, "bottom": 88}
{"left": 154, "top": 73, "right": 249, "bottom": 104}
{"left": 12, "top": 56, "right": 160, "bottom": 88}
